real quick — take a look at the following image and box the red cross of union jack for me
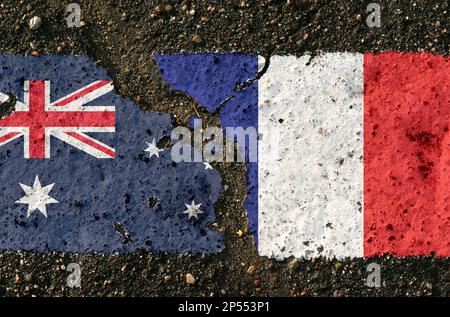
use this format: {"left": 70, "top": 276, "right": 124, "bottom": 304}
{"left": 0, "top": 80, "right": 115, "bottom": 159}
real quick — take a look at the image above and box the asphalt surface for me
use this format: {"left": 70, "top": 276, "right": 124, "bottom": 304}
{"left": 0, "top": 0, "right": 448, "bottom": 297}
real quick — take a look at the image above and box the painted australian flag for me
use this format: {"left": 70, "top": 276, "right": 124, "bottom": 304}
{"left": 0, "top": 55, "right": 223, "bottom": 254}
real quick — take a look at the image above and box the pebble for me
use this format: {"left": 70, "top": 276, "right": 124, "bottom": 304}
{"left": 288, "top": 258, "right": 299, "bottom": 274}
{"left": 29, "top": 16, "right": 42, "bottom": 30}
{"left": 186, "top": 273, "right": 196, "bottom": 285}
{"left": 247, "top": 265, "right": 255, "bottom": 274}
{"left": 25, "top": 273, "right": 32, "bottom": 281}
{"left": 333, "top": 290, "right": 343, "bottom": 297}
{"left": 192, "top": 34, "right": 202, "bottom": 44}
{"left": 164, "top": 4, "right": 173, "bottom": 12}
{"left": 163, "top": 275, "right": 171, "bottom": 282}
{"left": 236, "top": 229, "right": 244, "bottom": 237}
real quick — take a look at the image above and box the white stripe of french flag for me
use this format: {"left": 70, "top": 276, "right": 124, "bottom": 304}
{"left": 257, "top": 52, "right": 449, "bottom": 259}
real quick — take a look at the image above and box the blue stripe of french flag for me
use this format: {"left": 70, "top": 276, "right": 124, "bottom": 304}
{"left": 156, "top": 52, "right": 449, "bottom": 259}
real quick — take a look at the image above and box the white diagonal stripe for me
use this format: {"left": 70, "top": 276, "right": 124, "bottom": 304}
{"left": 48, "top": 80, "right": 115, "bottom": 111}
{"left": 50, "top": 129, "right": 115, "bottom": 158}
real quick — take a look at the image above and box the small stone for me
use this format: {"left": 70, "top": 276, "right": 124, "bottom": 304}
{"left": 79, "top": 21, "right": 86, "bottom": 27}
{"left": 192, "top": 34, "right": 202, "bottom": 44}
{"left": 255, "top": 287, "right": 262, "bottom": 294}
{"left": 186, "top": 273, "right": 196, "bottom": 285}
{"left": 201, "top": 16, "right": 209, "bottom": 23}
{"left": 154, "top": 5, "right": 162, "bottom": 14}
{"left": 163, "top": 275, "right": 171, "bottom": 282}
{"left": 288, "top": 258, "right": 299, "bottom": 274}
{"left": 287, "top": 0, "right": 295, "bottom": 5}
{"left": 25, "top": 273, "right": 32, "bottom": 281}
{"left": 335, "top": 261, "right": 343, "bottom": 270}
{"left": 15, "top": 274, "right": 20, "bottom": 283}
{"left": 220, "top": 289, "right": 226, "bottom": 295}
{"left": 189, "top": 9, "right": 196, "bottom": 15}
{"left": 356, "top": 14, "right": 362, "bottom": 21}
{"left": 333, "top": 290, "right": 343, "bottom": 297}
{"left": 29, "top": 16, "right": 42, "bottom": 31}
{"left": 254, "top": 278, "right": 261, "bottom": 287}
{"left": 164, "top": 4, "right": 173, "bottom": 12}
{"left": 247, "top": 265, "right": 255, "bottom": 274}
{"left": 236, "top": 229, "right": 244, "bottom": 237}
{"left": 425, "top": 282, "right": 432, "bottom": 290}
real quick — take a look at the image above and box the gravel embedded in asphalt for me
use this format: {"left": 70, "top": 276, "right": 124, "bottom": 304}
{"left": 0, "top": 0, "right": 448, "bottom": 297}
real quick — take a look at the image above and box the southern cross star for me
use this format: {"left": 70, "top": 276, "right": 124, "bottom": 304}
{"left": 144, "top": 139, "right": 164, "bottom": 158}
{"left": 183, "top": 200, "right": 203, "bottom": 220}
{"left": 15, "top": 175, "right": 58, "bottom": 218}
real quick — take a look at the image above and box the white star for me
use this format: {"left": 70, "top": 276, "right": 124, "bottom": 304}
{"left": 144, "top": 139, "right": 164, "bottom": 158}
{"left": 183, "top": 200, "right": 203, "bottom": 220}
{"left": 15, "top": 175, "right": 58, "bottom": 218}
{"left": 203, "top": 162, "right": 213, "bottom": 170}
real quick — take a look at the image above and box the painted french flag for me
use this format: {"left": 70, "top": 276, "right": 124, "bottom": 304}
{"left": 155, "top": 52, "right": 449, "bottom": 259}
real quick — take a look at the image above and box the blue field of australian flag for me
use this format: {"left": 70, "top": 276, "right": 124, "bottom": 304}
{"left": 0, "top": 55, "right": 229, "bottom": 254}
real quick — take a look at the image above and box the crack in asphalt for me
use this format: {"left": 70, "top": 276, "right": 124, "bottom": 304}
{"left": 215, "top": 1, "right": 328, "bottom": 113}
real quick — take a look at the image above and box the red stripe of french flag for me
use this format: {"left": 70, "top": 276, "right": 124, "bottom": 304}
{"left": 257, "top": 52, "right": 449, "bottom": 259}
